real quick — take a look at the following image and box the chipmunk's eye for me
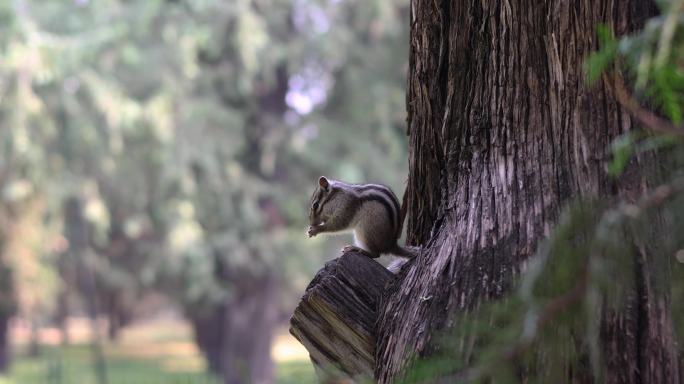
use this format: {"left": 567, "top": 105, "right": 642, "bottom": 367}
{"left": 312, "top": 201, "right": 319, "bottom": 211}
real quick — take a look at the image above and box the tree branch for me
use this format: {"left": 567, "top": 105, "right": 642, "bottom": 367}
{"left": 289, "top": 251, "right": 394, "bottom": 382}
{"left": 606, "top": 74, "right": 684, "bottom": 137}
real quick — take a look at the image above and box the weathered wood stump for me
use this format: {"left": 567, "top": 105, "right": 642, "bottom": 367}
{"left": 289, "top": 252, "right": 394, "bottom": 382}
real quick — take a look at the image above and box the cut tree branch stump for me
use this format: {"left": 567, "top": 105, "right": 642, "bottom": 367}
{"left": 289, "top": 251, "right": 394, "bottom": 382}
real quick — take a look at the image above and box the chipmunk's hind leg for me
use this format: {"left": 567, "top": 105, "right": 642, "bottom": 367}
{"left": 341, "top": 244, "right": 377, "bottom": 258}
{"left": 339, "top": 232, "right": 379, "bottom": 258}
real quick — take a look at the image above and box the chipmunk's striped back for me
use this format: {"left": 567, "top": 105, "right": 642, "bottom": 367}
{"left": 350, "top": 183, "right": 402, "bottom": 238}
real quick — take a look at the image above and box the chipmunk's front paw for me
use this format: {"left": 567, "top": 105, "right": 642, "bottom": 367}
{"left": 307, "top": 224, "right": 324, "bottom": 238}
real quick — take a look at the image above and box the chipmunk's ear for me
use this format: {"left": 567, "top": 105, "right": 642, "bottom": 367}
{"left": 318, "top": 176, "right": 330, "bottom": 190}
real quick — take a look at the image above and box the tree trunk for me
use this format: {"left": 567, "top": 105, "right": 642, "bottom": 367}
{"left": 64, "top": 197, "right": 109, "bottom": 384}
{"left": 55, "top": 273, "right": 72, "bottom": 346}
{"left": 290, "top": 252, "right": 394, "bottom": 382}
{"left": 194, "top": 14, "right": 290, "bottom": 379}
{"left": 191, "top": 308, "right": 225, "bottom": 375}
{"left": 219, "top": 272, "right": 279, "bottom": 384}
{"left": 0, "top": 243, "right": 14, "bottom": 373}
{"left": 105, "top": 292, "right": 132, "bottom": 342}
{"left": 374, "top": 0, "right": 678, "bottom": 383}
{"left": 28, "top": 320, "right": 40, "bottom": 357}
{"left": 107, "top": 312, "right": 122, "bottom": 342}
{"left": 0, "top": 314, "right": 9, "bottom": 372}
{"left": 191, "top": 271, "right": 280, "bottom": 384}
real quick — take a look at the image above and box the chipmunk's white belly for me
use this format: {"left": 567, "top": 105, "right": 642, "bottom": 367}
{"left": 353, "top": 230, "right": 369, "bottom": 252}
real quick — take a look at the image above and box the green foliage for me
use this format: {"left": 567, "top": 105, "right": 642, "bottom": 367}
{"left": 607, "top": 131, "right": 680, "bottom": 176}
{"left": 585, "top": 0, "right": 684, "bottom": 123}
{"left": 607, "top": 130, "right": 637, "bottom": 176}
{"left": 0, "top": 0, "right": 409, "bottom": 377}
{"left": 593, "top": 1, "right": 684, "bottom": 177}
{"left": 584, "top": 24, "right": 618, "bottom": 84}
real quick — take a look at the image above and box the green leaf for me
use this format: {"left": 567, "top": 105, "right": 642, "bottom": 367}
{"left": 607, "top": 133, "right": 636, "bottom": 176}
{"left": 584, "top": 24, "right": 618, "bottom": 85}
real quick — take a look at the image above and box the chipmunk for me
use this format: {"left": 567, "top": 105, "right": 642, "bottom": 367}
{"left": 307, "top": 176, "right": 415, "bottom": 259}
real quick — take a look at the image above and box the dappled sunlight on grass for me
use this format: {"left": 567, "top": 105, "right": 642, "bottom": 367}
{"left": 273, "top": 332, "right": 317, "bottom": 384}
{"left": 2, "top": 344, "right": 219, "bottom": 384}
{"left": 92, "top": 317, "right": 210, "bottom": 375}
{"left": 1, "top": 318, "right": 315, "bottom": 383}
{"left": 160, "top": 357, "right": 206, "bottom": 373}
{"left": 272, "top": 331, "right": 310, "bottom": 362}
{"left": 108, "top": 341, "right": 200, "bottom": 360}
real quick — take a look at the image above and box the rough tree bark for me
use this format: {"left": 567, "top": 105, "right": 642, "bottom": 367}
{"left": 377, "top": 0, "right": 678, "bottom": 383}
{"left": 292, "top": 0, "right": 682, "bottom": 383}
{"left": 290, "top": 252, "right": 393, "bottom": 381}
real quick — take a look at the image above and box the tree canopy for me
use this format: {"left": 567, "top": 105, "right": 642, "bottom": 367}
{"left": 0, "top": 0, "right": 409, "bottom": 381}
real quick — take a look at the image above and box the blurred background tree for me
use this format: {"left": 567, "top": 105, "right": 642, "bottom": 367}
{"left": 0, "top": 0, "right": 408, "bottom": 383}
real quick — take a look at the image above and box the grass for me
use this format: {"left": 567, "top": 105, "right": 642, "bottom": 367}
{"left": 0, "top": 319, "right": 316, "bottom": 384}
{"left": 1, "top": 344, "right": 219, "bottom": 384}
{"left": 0, "top": 346, "right": 316, "bottom": 384}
